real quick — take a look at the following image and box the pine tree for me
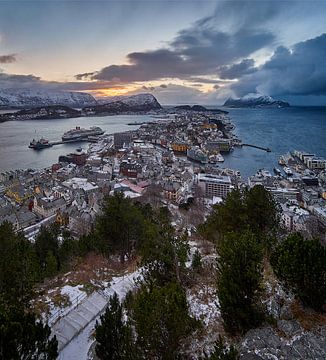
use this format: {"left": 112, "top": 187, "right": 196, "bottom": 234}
{"left": 96, "top": 193, "right": 146, "bottom": 262}
{"left": 271, "top": 233, "right": 326, "bottom": 311}
{"left": 217, "top": 231, "right": 264, "bottom": 334}
{"left": 95, "top": 292, "right": 135, "bottom": 360}
{"left": 0, "top": 303, "right": 58, "bottom": 359}
{"left": 131, "top": 282, "right": 198, "bottom": 359}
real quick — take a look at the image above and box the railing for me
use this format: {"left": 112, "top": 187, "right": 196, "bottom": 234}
{"left": 48, "top": 291, "right": 87, "bottom": 326}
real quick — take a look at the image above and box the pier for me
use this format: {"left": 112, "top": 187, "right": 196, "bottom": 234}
{"left": 242, "top": 143, "right": 271, "bottom": 152}
{"left": 50, "top": 138, "right": 94, "bottom": 146}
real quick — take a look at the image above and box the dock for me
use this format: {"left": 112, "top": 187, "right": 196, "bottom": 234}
{"left": 242, "top": 143, "right": 271, "bottom": 152}
{"left": 50, "top": 138, "right": 92, "bottom": 146}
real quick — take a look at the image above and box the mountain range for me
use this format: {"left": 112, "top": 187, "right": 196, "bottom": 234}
{"left": 0, "top": 89, "right": 97, "bottom": 108}
{"left": 224, "top": 93, "right": 290, "bottom": 108}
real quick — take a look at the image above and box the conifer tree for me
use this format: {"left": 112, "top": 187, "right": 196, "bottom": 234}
{"left": 95, "top": 292, "right": 136, "bottom": 360}
{"left": 271, "top": 233, "right": 326, "bottom": 311}
{"left": 217, "top": 231, "right": 264, "bottom": 334}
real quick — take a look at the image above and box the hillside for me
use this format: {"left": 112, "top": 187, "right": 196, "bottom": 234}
{"left": 90, "top": 93, "right": 162, "bottom": 114}
{"left": 0, "top": 89, "right": 97, "bottom": 108}
{"left": 224, "top": 93, "right": 290, "bottom": 108}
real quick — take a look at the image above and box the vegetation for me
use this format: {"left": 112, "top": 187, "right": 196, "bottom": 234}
{"left": 96, "top": 193, "right": 148, "bottom": 261}
{"left": 95, "top": 292, "right": 135, "bottom": 360}
{"left": 217, "top": 231, "right": 264, "bottom": 334}
{"left": 271, "top": 233, "right": 326, "bottom": 311}
{"left": 0, "top": 222, "right": 58, "bottom": 358}
{"left": 5, "top": 185, "right": 320, "bottom": 358}
{"left": 203, "top": 336, "right": 239, "bottom": 360}
{"left": 131, "top": 282, "right": 197, "bottom": 359}
{"left": 200, "top": 185, "right": 280, "bottom": 251}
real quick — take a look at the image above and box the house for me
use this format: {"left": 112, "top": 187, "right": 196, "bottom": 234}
{"left": 33, "top": 196, "right": 67, "bottom": 218}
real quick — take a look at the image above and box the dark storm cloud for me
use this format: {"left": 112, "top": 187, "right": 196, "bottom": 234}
{"left": 0, "top": 70, "right": 127, "bottom": 91}
{"left": 0, "top": 71, "right": 41, "bottom": 86}
{"left": 0, "top": 54, "right": 16, "bottom": 63}
{"left": 232, "top": 33, "right": 326, "bottom": 97}
{"left": 76, "top": 8, "right": 275, "bottom": 83}
{"left": 217, "top": 59, "right": 256, "bottom": 79}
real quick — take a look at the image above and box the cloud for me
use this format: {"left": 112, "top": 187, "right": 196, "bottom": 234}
{"left": 0, "top": 54, "right": 16, "bottom": 63}
{"left": 217, "top": 59, "right": 256, "bottom": 79}
{"left": 142, "top": 85, "right": 155, "bottom": 91}
{"left": 76, "top": 5, "right": 275, "bottom": 84}
{"left": 231, "top": 33, "right": 326, "bottom": 97}
{"left": 0, "top": 70, "right": 129, "bottom": 92}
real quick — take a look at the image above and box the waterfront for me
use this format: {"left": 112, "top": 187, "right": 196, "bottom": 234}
{"left": 0, "top": 115, "right": 151, "bottom": 172}
{"left": 0, "top": 107, "right": 325, "bottom": 178}
{"left": 223, "top": 106, "right": 326, "bottom": 178}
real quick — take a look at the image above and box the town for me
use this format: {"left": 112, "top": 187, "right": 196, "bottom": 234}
{"left": 0, "top": 109, "right": 325, "bottom": 243}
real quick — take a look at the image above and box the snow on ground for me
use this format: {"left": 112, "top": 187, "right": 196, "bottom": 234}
{"left": 58, "top": 269, "right": 141, "bottom": 360}
{"left": 45, "top": 284, "right": 87, "bottom": 325}
{"left": 187, "top": 287, "right": 220, "bottom": 326}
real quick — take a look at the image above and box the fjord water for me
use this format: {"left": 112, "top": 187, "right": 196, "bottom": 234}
{"left": 0, "top": 115, "right": 147, "bottom": 172}
{"left": 0, "top": 107, "right": 325, "bottom": 178}
{"left": 223, "top": 106, "right": 326, "bottom": 179}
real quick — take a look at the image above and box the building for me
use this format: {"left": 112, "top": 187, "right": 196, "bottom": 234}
{"left": 72, "top": 148, "right": 87, "bottom": 166}
{"left": 206, "top": 139, "right": 231, "bottom": 152}
{"left": 119, "top": 160, "right": 142, "bottom": 178}
{"left": 171, "top": 143, "right": 190, "bottom": 153}
{"left": 305, "top": 157, "right": 325, "bottom": 170}
{"left": 196, "top": 173, "right": 232, "bottom": 199}
{"left": 33, "top": 196, "right": 67, "bottom": 218}
{"left": 162, "top": 181, "right": 183, "bottom": 203}
{"left": 114, "top": 132, "right": 132, "bottom": 149}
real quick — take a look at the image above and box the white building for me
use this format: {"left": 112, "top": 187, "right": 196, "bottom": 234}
{"left": 196, "top": 173, "right": 232, "bottom": 199}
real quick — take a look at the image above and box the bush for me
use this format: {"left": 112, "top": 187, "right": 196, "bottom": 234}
{"left": 271, "top": 233, "right": 326, "bottom": 311}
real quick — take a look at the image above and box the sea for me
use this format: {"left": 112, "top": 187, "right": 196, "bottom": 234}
{"left": 0, "top": 107, "right": 325, "bottom": 179}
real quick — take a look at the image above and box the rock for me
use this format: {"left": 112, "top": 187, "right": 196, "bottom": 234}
{"left": 277, "top": 320, "right": 302, "bottom": 337}
{"left": 240, "top": 325, "right": 326, "bottom": 360}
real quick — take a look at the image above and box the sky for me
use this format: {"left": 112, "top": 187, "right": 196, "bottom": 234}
{"left": 0, "top": 0, "right": 326, "bottom": 105}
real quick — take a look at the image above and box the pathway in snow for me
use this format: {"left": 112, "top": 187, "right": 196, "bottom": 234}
{"left": 57, "top": 270, "right": 140, "bottom": 359}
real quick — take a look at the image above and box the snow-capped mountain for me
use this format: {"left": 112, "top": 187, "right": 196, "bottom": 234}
{"left": 0, "top": 89, "right": 97, "bottom": 108}
{"left": 224, "top": 93, "right": 290, "bottom": 108}
{"left": 97, "top": 93, "right": 162, "bottom": 109}
{"left": 87, "top": 93, "right": 162, "bottom": 114}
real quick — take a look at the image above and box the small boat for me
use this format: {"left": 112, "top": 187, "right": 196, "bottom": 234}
{"left": 29, "top": 138, "right": 53, "bottom": 150}
{"left": 283, "top": 167, "right": 293, "bottom": 176}
{"left": 273, "top": 167, "right": 282, "bottom": 176}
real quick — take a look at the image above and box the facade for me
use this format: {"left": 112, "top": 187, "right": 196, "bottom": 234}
{"left": 206, "top": 139, "right": 231, "bottom": 152}
{"left": 114, "top": 132, "right": 132, "bottom": 149}
{"left": 196, "top": 173, "right": 231, "bottom": 199}
{"left": 33, "top": 196, "right": 66, "bottom": 218}
{"left": 305, "top": 157, "right": 326, "bottom": 170}
{"left": 119, "top": 161, "right": 142, "bottom": 178}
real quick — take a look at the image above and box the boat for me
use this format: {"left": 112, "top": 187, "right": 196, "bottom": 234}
{"left": 216, "top": 153, "right": 224, "bottom": 162}
{"left": 62, "top": 126, "right": 105, "bottom": 141}
{"left": 273, "top": 167, "right": 282, "bottom": 176}
{"left": 29, "top": 138, "right": 53, "bottom": 150}
{"left": 208, "top": 153, "right": 224, "bottom": 164}
{"left": 187, "top": 147, "right": 208, "bottom": 164}
{"left": 283, "top": 167, "right": 293, "bottom": 176}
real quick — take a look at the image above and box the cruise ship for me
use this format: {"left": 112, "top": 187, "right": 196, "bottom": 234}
{"left": 29, "top": 138, "right": 53, "bottom": 150}
{"left": 62, "top": 126, "right": 105, "bottom": 141}
{"left": 187, "top": 147, "right": 208, "bottom": 164}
